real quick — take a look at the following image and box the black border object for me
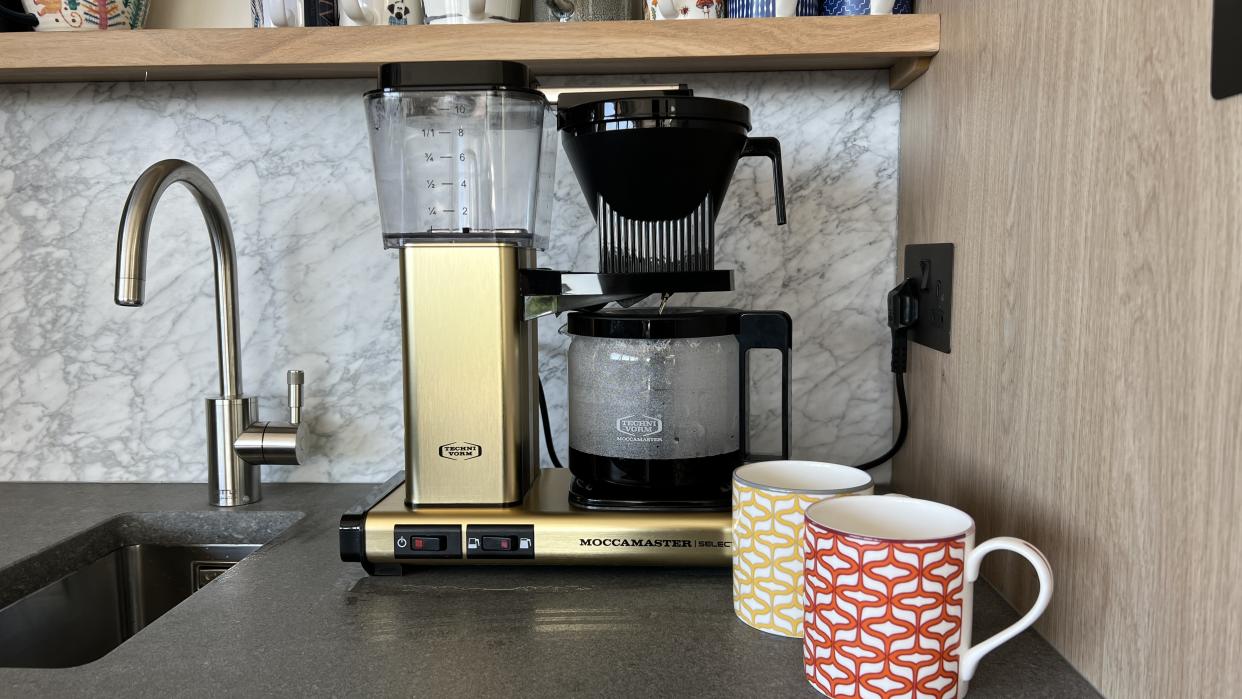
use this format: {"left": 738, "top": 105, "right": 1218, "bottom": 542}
{"left": 1213, "top": 0, "right": 1242, "bottom": 99}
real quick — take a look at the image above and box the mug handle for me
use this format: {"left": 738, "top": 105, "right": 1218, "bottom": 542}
{"left": 263, "top": 0, "right": 288, "bottom": 25}
{"left": 0, "top": 6, "right": 38, "bottom": 26}
{"left": 737, "top": 311, "right": 792, "bottom": 461}
{"left": 339, "top": 0, "right": 368, "bottom": 22}
{"left": 740, "top": 137, "right": 787, "bottom": 225}
{"left": 960, "top": 537, "right": 1055, "bottom": 683}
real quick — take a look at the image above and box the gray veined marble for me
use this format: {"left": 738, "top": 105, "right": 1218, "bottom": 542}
{"left": 0, "top": 70, "right": 899, "bottom": 484}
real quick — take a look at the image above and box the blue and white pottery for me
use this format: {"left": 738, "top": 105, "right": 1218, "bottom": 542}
{"left": 822, "top": 0, "right": 911, "bottom": 15}
{"left": 728, "top": 0, "right": 816, "bottom": 18}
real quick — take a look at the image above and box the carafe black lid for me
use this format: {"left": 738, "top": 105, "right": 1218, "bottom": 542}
{"left": 376, "top": 61, "right": 538, "bottom": 93}
{"left": 567, "top": 307, "right": 742, "bottom": 339}
{"left": 558, "top": 95, "right": 751, "bottom": 132}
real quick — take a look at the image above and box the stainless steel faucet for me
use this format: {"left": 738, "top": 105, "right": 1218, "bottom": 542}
{"left": 114, "top": 159, "right": 306, "bottom": 506}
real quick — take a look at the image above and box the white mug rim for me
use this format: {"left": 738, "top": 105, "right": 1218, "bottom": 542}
{"left": 732, "top": 460, "right": 872, "bottom": 495}
{"left": 805, "top": 494, "right": 977, "bottom": 543}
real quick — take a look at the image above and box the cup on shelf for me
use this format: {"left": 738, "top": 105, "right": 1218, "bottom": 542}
{"left": 822, "top": 0, "right": 910, "bottom": 15}
{"left": 727, "top": 0, "right": 816, "bottom": 17}
{"left": 802, "top": 495, "right": 1054, "bottom": 698}
{"left": 4, "top": 0, "right": 148, "bottom": 31}
{"left": 339, "top": 0, "right": 422, "bottom": 24}
{"left": 145, "top": 0, "right": 265, "bottom": 28}
{"left": 644, "top": 0, "right": 722, "bottom": 19}
{"left": 732, "top": 461, "right": 873, "bottom": 638}
{"left": 534, "top": 0, "right": 634, "bottom": 22}
{"left": 420, "top": 0, "right": 521, "bottom": 24}
{"left": 264, "top": 0, "right": 339, "bottom": 26}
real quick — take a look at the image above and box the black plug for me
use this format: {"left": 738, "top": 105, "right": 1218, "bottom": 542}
{"left": 886, "top": 278, "right": 919, "bottom": 374}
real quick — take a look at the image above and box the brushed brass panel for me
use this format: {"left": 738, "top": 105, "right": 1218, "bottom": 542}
{"left": 364, "top": 469, "right": 731, "bottom": 566}
{"left": 399, "top": 244, "right": 538, "bottom": 507}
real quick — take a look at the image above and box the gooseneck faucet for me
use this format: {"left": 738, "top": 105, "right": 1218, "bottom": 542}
{"left": 115, "top": 159, "right": 306, "bottom": 506}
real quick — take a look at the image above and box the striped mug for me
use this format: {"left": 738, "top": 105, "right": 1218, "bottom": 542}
{"left": 728, "top": 0, "right": 817, "bottom": 18}
{"left": 732, "top": 461, "right": 872, "bottom": 637}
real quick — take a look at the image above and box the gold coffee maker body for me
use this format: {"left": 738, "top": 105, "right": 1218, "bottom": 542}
{"left": 397, "top": 243, "right": 539, "bottom": 508}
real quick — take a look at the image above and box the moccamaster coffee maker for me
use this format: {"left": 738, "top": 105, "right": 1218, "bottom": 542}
{"left": 340, "top": 61, "right": 788, "bottom": 572}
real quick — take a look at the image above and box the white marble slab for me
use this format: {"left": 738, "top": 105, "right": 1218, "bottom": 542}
{"left": 0, "top": 71, "right": 898, "bottom": 483}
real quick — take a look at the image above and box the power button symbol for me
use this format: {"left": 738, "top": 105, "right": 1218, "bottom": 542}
{"left": 396, "top": 536, "right": 408, "bottom": 549}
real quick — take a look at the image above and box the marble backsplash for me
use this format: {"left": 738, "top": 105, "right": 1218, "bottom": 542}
{"left": 0, "top": 70, "right": 898, "bottom": 483}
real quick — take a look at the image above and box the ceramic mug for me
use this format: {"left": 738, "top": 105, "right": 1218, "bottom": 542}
{"left": 421, "top": 0, "right": 520, "bottom": 23}
{"left": 4, "top": 0, "right": 148, "bottom": 30}
{"left": 145, "top": 0, "right": 264, "bottom": 28}
{"left": 822, "top": 0, "right": 910, "bottom": 15}
{"left": 645, "top": 0, "right": 723, "bottom": 19}
{"left": 265, "top": 0, "right": 339, "bottom": 25}
{"left": 802, "top": 496, "right": 1054, "bottom": 699}
{"left": 727, "top": 0, "right": 815, "bottom": 17}
{"left": 732, "top": 461, "right": 873, "bottom": 638}
{"left": 339, "top": 0, "right": 422, "bottom": 24}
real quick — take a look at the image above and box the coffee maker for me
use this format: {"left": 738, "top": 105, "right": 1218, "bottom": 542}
{"left": 340, "top": 61, "right": 788, "bottom": 572}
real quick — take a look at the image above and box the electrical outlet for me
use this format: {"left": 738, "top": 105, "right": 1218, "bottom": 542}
{"left": 903, "top": 243, "right": 954, "bottom": 353}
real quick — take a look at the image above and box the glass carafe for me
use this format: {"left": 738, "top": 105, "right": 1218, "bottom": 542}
{"left": 566, "top": 307, "right": 792, "bottom": 506}
{"left": 364, "top": 62, "right": 555, "bottom": 248}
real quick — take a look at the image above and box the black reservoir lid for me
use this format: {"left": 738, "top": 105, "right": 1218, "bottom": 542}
{"left": 558, "top": 95, "right": 751, "bottom": 132}
{"left": 567, "top": 307, "right": 742, "bottom": 339}
{"left": 375, "top": 61, "right": 538, "bottom": 93}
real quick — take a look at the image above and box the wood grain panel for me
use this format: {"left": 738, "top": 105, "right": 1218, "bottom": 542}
{"left": 0, "top": 16, "right": 938, "bottom": 83}
{"left": 896, "top": 1, "right": 1242, "bottom": 696}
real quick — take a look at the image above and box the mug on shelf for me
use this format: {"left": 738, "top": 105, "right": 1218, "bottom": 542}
{"left": 727, "top": 0, "right": 815, "bottom": 17}
{"left": 733, "top": 461, "right": 873, "bottom": 638}
{"left": 421, "top": 0, "right": 521, "bottom": 24}
{"left": 822, "top": 0, "right": 910, "bottom": 15}
{"left": 534, "top": 0, "right": 633, "bottom": 22}
{"left": 645, "top": 0, "right": 723, "bottom": 19}
{"left": 339, "top": 0, "right": 422, "bottom": 24}
{"left": 265, "top": 0, "right": 339, "bottom": 25}
{"left": 2, "top": 0, "right": 149, "bottom": 31}
{"left": 145, "top": 0, "right": 264, "bottom": 28}
{"left": 802, "top": 495, "right": 1054, "bottom": 699}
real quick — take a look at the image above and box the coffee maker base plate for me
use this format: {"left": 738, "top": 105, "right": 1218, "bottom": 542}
{"left": 567, "top": 478, "right": 730, "bottom": 512}
{"left": 341, "top": 468, "right": 731, "bottom": 571}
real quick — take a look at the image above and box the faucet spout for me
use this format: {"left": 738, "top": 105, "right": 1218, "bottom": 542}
{"left": 115, "top": 159, "right": 244, "bottom": 399}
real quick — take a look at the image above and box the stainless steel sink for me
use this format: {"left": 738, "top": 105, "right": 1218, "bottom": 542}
{"left": 0, "top": 544, "right": 258, "bottom": 668}
{"left": 0, "top": 510, "right": 301, "bottom": 669}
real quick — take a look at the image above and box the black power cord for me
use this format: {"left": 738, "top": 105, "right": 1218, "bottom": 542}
{"left": 537, "top": 378, "right": 565, "bottom": 468}
{"left": 855, "top": 278, "right": 919, "bottom": 471}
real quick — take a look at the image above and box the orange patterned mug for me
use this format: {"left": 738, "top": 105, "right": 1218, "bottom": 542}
{"left": 732, "top": 461, "right": 873, "bottom": 637}
{"left": 802, "top": 496, "right": 1054, "bottom": 698}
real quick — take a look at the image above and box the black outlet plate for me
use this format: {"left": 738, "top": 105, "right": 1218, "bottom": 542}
{"left": 903, "top": 243, "right": 954, "bottom": 353}
{"left": 1213, "top": 0, "right": 1242, "bottom": 99}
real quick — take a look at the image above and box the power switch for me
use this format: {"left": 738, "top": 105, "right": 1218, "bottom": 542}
{"left": 393, "top": 525, "right": 462, "bottom": 560}
{"left": 411, "top": 536, "right": 443, "bottom": 552}
{"left": 481, "top": 536, "right": 512, "bottom": 552}
{"left": 466, "top": 525, "right": 534, "bottom": 560}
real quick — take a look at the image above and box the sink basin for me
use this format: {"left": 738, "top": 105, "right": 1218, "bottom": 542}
{"left": 0, "top": 510, "right": 302, "bottom": 669}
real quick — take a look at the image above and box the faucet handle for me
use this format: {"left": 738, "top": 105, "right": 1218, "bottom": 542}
{"left": 287, "top": 369, "right": 304, "bottom": 425}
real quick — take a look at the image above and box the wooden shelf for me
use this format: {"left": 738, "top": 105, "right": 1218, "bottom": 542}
{"left": 0, "top": 15, "right": 937, "bottom": 88}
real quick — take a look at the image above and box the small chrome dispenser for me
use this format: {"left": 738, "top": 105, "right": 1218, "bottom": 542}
{"left": 114, "top": 159, "right": 307, "bottom": 506}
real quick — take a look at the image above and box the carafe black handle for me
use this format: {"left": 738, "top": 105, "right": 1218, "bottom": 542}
{"left": 737, "top": 310, "right": 792, "bottom": 462}
{"left": 0, "top": 5, "right": 39, "bottom": 27}
{"left": 741, "top": 137, "right": 787, "bottom": 225}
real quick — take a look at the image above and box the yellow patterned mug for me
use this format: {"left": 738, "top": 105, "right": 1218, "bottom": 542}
{"left": 732, "top": 460, "right": 872, "bottom": 637}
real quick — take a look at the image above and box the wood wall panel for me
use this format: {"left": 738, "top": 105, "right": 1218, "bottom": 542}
{"left": 895, "top": 1, "right": 1242, "bottom": 696}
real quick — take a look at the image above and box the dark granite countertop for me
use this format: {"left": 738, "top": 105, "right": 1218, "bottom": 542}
{"left": 0, "top": 482, "right": 1100, "bottom": 698}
